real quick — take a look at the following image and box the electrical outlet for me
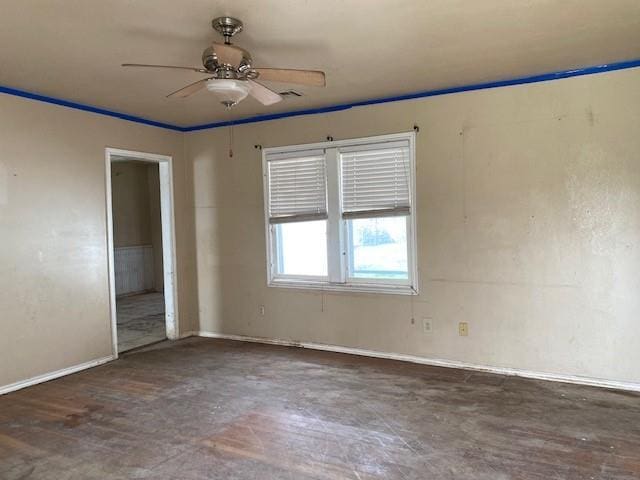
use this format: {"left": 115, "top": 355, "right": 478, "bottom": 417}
{"left": 259, "top": 305, "right": 265, "bottom": 316}
{"left": 422, "top": 318, "right": 433, "bottom": 334}
{"left": 459, "top": 322, "right": 469, "bottom": 336}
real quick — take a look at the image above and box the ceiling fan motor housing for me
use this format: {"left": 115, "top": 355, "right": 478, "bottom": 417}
{"left": 201, "top": 45, "right": 254, "bottom": 76}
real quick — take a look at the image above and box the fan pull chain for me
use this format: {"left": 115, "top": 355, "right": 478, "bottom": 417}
{"left": 228, "top": 123, "right": 234, "bottom": 158}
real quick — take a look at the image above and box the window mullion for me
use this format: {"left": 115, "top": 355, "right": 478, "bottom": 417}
{"left": 325, "top": 147, "right": 344, "bottom": 283}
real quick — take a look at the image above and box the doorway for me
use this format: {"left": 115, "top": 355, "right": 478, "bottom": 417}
{"left": 105, "top": 148, "right": 178, "bottom": 356}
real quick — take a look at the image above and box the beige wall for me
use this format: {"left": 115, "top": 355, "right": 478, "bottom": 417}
{"left": 0, "top": 95, "right": 196, "bottom": 388}
{"left": 1, "top": 67, "right": 638, "bottom": 391}
{"left": 186, "top": 67, "right": 640, "bottom": 384}
{"left": 111, "top": 162, "right": 153, "bottom": 248}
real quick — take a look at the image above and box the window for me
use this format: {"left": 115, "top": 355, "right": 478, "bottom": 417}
{"left": 275, "top": 220, "right": 327, "bottom": 277}
{"left": 263, "top": 132, "right": 417, "bottom": 294}
{"left": 346, "top": 216, "right": 409, "bottom": 280}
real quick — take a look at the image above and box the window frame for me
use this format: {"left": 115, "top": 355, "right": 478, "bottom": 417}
{"left": 262, "top": 131, "right": 418, "bottom": 295}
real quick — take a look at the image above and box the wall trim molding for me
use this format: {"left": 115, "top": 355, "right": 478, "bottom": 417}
{"left": 1, "top": 59, "right": 639, "bottom": 133}
{"left": 197, "top": 331, "right": 640, "bottom": 393}
{"left": 0, "top": 355, "right": 114, "bottom": 396}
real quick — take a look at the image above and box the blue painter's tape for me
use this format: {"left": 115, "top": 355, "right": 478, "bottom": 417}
{"left": 1, "top": 58, "right": 639, "bottom": 133}
{"left": 183, "top": 58, "right": 640, "bottom": 132}
{"left": 0, "top": 85, "right": 184, "bottom": 131}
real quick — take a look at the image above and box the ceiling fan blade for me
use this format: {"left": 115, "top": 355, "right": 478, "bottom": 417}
{"left": 166, "top": 78, "right": 210, "bottom": 98}
{"left": 248, "top": 80, "right": 282, "bottom": 105}
{"left": 253, "top": 68, "right": 326, "bottom": 87}
{"left": 211, "top": 43, "right": 244, "bottom": 67}
{"left": 122, "top": 63, "right": 209, "bottom": 73}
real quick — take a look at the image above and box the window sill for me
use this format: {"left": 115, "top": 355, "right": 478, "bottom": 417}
{"left": 268, "top": 279, "right": 418, "bottom": 296}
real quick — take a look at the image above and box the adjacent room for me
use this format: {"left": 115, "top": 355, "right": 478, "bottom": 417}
{"left": 0, "top": 1, "right": 639, "bottom": 479}
{"left": 110, "top": 159, "right": 166, "bottom": 353}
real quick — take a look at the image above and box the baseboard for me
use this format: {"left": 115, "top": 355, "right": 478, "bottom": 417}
{"left": 197, "top": 331, "right": 640, "bottom": 393}
{"left": 4, "top": 334, "right": 635, "bottom": 396}
{"left": 0, "top": 355, "right": 114, "bottom": 396}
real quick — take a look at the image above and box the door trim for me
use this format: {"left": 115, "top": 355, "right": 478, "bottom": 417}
{"left": 105, "top": 148, "right": 179, "bottom": 358}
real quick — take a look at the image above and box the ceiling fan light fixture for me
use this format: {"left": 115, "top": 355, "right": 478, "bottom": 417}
{"left": 206, "top": 79, "right": 250, "bottom": 107}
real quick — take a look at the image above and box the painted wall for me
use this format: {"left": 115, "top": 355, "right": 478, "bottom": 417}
{"left": 0, "top": 95, "right": 196, "bottom": 388}
{"left": 111, "top": 162, "right": 153, "bottom": 248}
{"left": 186, "top": 67, "right": 640, "bottom": 384}
{"left": 0, "top": 66, "right": 638, "bottom": 391}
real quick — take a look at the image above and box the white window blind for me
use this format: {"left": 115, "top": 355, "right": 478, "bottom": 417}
{"left": 340, "top": 140, "right": 411, "bottom": 219}
{"left": 267, "top": 149, "right": 327, "bottom": 224}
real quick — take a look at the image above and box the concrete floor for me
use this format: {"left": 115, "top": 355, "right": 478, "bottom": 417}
{"left": 116, "top": 292, "right": 166, "bottom": 352}
{"left": 1, "top": 338, "right": 639, "bottom": 479}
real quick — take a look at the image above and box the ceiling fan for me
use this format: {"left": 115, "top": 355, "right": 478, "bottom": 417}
{"left": 122, "top": 16, "right": 326, "bottom": 108}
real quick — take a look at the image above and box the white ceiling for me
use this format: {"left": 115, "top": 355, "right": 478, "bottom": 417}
{"left": 1, "top": 0, "right": 639, "bottom": 127}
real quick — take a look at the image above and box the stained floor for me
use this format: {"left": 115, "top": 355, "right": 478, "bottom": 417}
{"left": 0, "top": 338, "right": 639, "bottom": 479}
{"left": 116, "top": 292, "right": 166, "bottom": 352}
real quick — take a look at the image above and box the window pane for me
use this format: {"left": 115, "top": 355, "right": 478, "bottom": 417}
{"left": 275, "top": 220, "right": 328, "bottom": 277}
{"left": 347, "top": 216, "right": 408, "bottom": 280}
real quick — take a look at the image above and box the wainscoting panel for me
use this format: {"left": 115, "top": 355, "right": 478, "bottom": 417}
{"left": 114, "top": 245, "right": 154, "bottom": 296}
